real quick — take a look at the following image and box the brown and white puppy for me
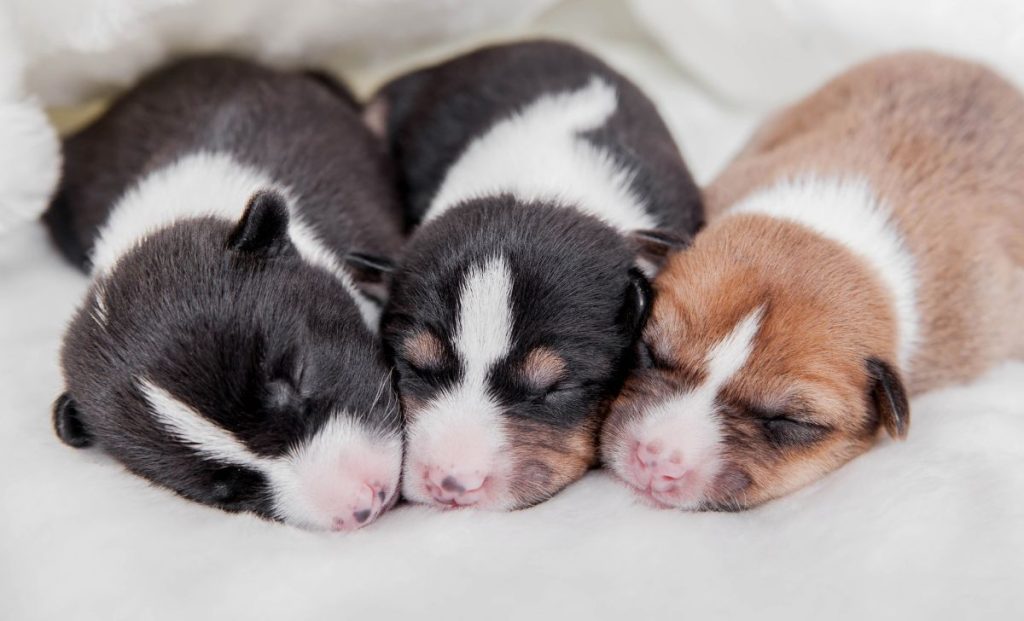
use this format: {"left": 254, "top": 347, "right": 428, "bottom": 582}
{"left": 601, "top": 52, "right": 1024, "bottom": 510}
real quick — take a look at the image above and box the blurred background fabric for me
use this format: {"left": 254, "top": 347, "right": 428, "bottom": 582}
{"left": 0, "top": 1, "right": 1022, "bottom": 619}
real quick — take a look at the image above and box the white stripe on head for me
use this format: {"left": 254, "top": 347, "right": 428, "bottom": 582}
{"left": 402, "top": 255, "right": 516, "bottom": 508}
{"left": 141, "top": 379, "right": 263, "bottom": 469}
{"left": 91, "top": 151, "right": 379, "bottom": 330}
{"left": 705, "top": 306, "right": 764, "bottom": 388}
{"left": 426, "top": 77, "right": 658, "bottom": 233}
{"left": 140, "top": 378, "right": 402, "bottom": 529}
{"left": 728, "top": 175, "right": 919, "bottom": 371}
{"left": 614, "top": 307, "right": 765, "bottom": 505}
{"left": 455, "top": 255, "right": 515, "bottom": 372}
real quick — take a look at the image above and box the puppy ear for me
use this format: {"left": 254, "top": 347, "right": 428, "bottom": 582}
{"left": 227, "top": 191, "right": 291, "bottom": 255}
{"left": 629, "top": 229, "right": 691, "bottom": 275}
{"left": 345, "top": 252, "right": 395, "bottom": 306}
{"left": 362, "top": 96, "right": 389, "bottom": 139}
{"left": 866, "top": 357, "right": 910, "bottom": 439}
{"left": 365, "top": 68, "right": 429, "bottom": 141}
{"left": 53, "top": 393, "right": 93, "bottom": 448}
{"left": 619, "top": 268, "right": 654, "bottom": 339}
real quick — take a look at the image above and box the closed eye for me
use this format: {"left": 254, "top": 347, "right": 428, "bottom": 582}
{"left": 540, "top": 381, "right": 582, "bottom": 400}
{"left": 754, "top": 409, "right": 831, "bottom": 447}
{"left": 637, "top": 339, "right": 674, "bottom": 371}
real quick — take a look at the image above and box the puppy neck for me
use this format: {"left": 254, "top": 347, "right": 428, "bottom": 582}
{"left": 90, "top": 150, "right": 380, "bottom": 330}
{"left": 724, "top": 175, "right": 919, "bottom": 372}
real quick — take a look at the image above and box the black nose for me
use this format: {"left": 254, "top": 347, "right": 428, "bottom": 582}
{"left": 353, "top": 509, "right": 372, "bottom": 524}
{"left": 440, "top": 475, "right": 465, "bottom": 494}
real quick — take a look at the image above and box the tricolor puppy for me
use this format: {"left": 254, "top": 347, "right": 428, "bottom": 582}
{"left": 602, "top": 52, "right": 1024, "bottom": 510}
{"left": 43, "top": 57, "right": 405, "bottom": 531}
{"left": 370, "top": 40, "right": 703, "bottom": 510}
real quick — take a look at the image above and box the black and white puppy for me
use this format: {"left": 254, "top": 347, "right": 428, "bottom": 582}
{"left": 370, "top": 40, "right": 703, "bottom": 510}
{"left": 44, "top": 57, "right": 405, "bottom": 531}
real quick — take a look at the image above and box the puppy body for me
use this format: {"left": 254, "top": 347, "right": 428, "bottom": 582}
{"left": 603, "top": 52, "right": 1024, "bottom": 510}
{"left": 44, "top": 58, "right": 405, "bottom": 530}
{"left": 374, "top": 40, "right": 703, "bottom": 510}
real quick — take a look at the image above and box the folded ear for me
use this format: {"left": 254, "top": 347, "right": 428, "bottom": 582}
{"left": 227, "top": 190, "right": 291, "bottom": 255}
{"left": 866, "top": 357, "right": 910, "bottom": 439}
{"left": 629, "top": 229, "right": 691, "bottom": 275}
{"left": 53, "top": 393, "right": 93, "bottom": 448}
{"left": 345, "top": 252, "right": 395, "bottom": 306}
{"left": 619, "top": 268, "right": 654, "bottom": 339}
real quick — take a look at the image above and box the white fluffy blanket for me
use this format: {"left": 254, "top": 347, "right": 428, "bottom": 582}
{"left": 1, "top": 1, "right": 1022, "bottom": 619}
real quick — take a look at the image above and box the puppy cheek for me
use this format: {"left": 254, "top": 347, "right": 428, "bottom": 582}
{"left": 736, "top": 434, "right": 876, "bottom": 508}
{"left": 507, "top": 420, "right": 598, "bottom": 508}
{"left": 400, "top": 394, "right": 425, "bottom": 424}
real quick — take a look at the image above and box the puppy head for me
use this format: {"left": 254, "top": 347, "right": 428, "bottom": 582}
{"left": 54, "top": 191, "right": 403, "bottom": 531}
{"left": 601, "top": 215, "right": 909, "bottom": 510}
{"left": 383, "top": 197, "right": 659, "bottom": 510}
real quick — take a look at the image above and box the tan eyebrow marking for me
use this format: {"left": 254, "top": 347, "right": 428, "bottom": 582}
{"left": 522, "top": 347, "right": 567, "bottom": 391}
{"left": 403, "top": 330, "right": 445, "bottom": 370}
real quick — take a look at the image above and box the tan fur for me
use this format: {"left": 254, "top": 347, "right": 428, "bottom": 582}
{"left": 604, "top": 53, "right": 1024, "bottom": 509}
{"left": 402, "top": 330, "right": 444, "bottom": 371}
{"left": 706, "top": 52, "right": 1024, "bottom": 392}
{"left": 521, "top": 347, "right": 567, "bottom": 391}
{"left": 506, "top": 417, "right": 598, "bottom": 508}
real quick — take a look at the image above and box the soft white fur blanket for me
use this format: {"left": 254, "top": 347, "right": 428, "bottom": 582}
{"left": 1, "top": 1, "right": 1022, "bottom": 619}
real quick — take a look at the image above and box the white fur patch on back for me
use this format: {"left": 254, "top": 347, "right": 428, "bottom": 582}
{"left": 425, "top": 77, "right": 657, "bottom": 233}
{"left": 728, "top": 175, "right": 919, "bottom": 371}
{"left": 90, "top": 151, "right": 379, "bottom": 330}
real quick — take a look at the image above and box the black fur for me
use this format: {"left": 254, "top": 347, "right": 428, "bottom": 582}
{"left": 385, "top": 198, "right": 642, "bottom": 427}
{"left": 376, "top": 41, "right": 704, "bottom": 506}
{"left": 376, "top": 39, "right": 703, "bottom": 232}
{"left": 867, "top": 357, "right": 910, "bottom": 439}
{"left": 44, "top": 57, "right": 404, "bottom": 521}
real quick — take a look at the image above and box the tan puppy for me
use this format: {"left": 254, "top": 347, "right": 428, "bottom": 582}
{"left": 601, "top": 52, "right": 1024, "bottom": 510}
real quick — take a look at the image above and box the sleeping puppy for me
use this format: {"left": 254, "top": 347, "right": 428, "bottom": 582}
{"left": 43, "top": 57, "right": 405, "bottom": 531}
{"left": 601, "top": 52, "right": 1024, "bottom": 510}
{"left": 369, "top": 40, "right": 703, "bottom": 510}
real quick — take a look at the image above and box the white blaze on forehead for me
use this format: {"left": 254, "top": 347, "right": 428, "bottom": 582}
{"left": 426, "top": 77, "right": 657, "bottom": 233}
{"left": 140, "top": 378, "right": 402, "bottom": 529}
{"left": 90, "top": 151, "right": 379, "bottom": 330}
{"left": 704, "top": 306, "right": 764, "bottom": 388}
{"left": 402, "top": 256, "right": 516, "bottom": 508}
{"left": 618, "top": 308, "right": 765, "bottom": 503}
{"left": 455, "top": 255, "right": 515, "bottom": 370}
{"left": 728, "top": 175, "right": 919, "bottom": 371}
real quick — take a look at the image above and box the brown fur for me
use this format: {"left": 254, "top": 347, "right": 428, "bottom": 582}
{"left": 506, "top": 417, "right": 598, "bottom": 507}
{"left": 521, "top": 347, "right": 568, "bottom": 391}
{"left": 402, "top": 330, "right": 444, "bottom": 372}
{"left": 604, "top": 52, "right": 1024, "bottom": 509}
{"left": 706, "top": 52, "right": 1024, "bottom": 391}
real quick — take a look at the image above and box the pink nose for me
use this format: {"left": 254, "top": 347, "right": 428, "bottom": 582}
{"left": 632, "top": 441, "right": 688, "bottom": 492}
{"left": 423, "top": 467, "right": 488, "bottom": 507}
{"left": 329, "top": 483, "right": 388, "bottom": 532}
